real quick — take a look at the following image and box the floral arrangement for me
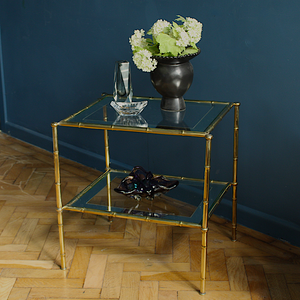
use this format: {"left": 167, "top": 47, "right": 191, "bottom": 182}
{"left": 129, "top": 15, "right": 203, "bottom": 72}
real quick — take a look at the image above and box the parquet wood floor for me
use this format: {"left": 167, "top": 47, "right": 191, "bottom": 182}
{"left": 0, "top": 132, "right": 299, "bottom": 299}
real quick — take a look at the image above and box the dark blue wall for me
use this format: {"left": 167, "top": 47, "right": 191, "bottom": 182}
{"left": 1, "top": 1, "right": 300, "bottom": 246}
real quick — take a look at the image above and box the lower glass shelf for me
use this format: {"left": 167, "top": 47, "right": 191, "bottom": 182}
{"left": 63, "top": 169, "right": 231, "bottom": 228}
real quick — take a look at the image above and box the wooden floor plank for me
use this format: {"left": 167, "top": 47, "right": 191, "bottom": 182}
{"left": 110, "top": 218, "right": 127, "bottom": 233}
{"left": 83, "top": 254, "right": 107, "bottom": 289}
{"left": 26, "top": 224, "right": 51, "bottom": 252}
{"left": 245, "top": 265, "right": 271, "bottom": 300}
{"left": 238, "top": 235, "right": 296, "bottom": 261}
{"left": 6, "top": 287, "right": 30, "bottom": 300}
{"left": 68, "top": 246, "right": 93, "bottom": 279}
{"left": 92, "top": 246, "right": 155, "bottom": 255}
{"left": 139, "top": 281, "right": 159, "bottom": 300}
{"left": 140, "top": 222, "right": 156, "bottom": 247}
{"left": 39, "top": 232, "right": 60, "bottom": 261}
{"left": 121, "top": 271, "right": 140, "bottom": 288}
{"left": 1, "top": 268, "right": 68, "bottom": 279}
{"left": 119, "top": 272, "right": 140, "bottom": 300}
{"left": 34, "top": 173, "right": 54, "bottom": 196}
{"left": 3, "top": 163, "right": 24, "bottom": 181}
{"left": 119, "top": 287, "right": 139, "bottom": 300}
{"left": 23, "top": 171, "right": 45, "bottom": 195}
{"left": 0, "top": 260, "right": 54, "bottom": 269}
{"left": 0, "top": 206, "right": 16, "bottom": 231}
{"left": 226, "top": 257, "right": 249, "bottom": 291}
{"left": 0, "top": 278, "right": 16, "bottom": 300}
{"left": 159, "top": 280, "right": 230, "bottom": 291}
{"left": 108, "top": 253, "right": 172, "bottom": 264}
{"left": 141, "top": 271, "right": 201, "bottom": 281}
{"left": 156, "top": 226, "right": 172, "bottom": 254}
{"left": 124, "top": 219, "right": 142, "bottom": 239}
{"left": 266, "top": 273, "right": 292, "bottom": 300}
{"left": 14, "top": 278, "right": 84, "bottom": 288}
{"left": 53, "top": 238, "right": 78, "bottom": 270}
{"left": 172, "top": 233, "right": 190, "bottom": 263}
{"left": 0, "top": 251, "right": 39, "bottom": 260}
{"left": 64, "top": 231, "right": 124, "bottom": 239}
{"left": 285, "top": 274, "right": 300, "bottom": 284}
{"left": 288, "top": 283, "right": 300, "bottom": 300}
{"left": 178, "top": 290, "right": 252, "bottom": 300}
{"left": 101, "top": 262, "right": 123, "bottom": 298}
{"left": 13, "top": 167, "right": 35, "bottom": 190}
{"left": 208, "top": 248, "right": 228, "bottom": 281}
{"left": 190, "top": 240, "right": 201, "bottom": 272}
{"left": 123, "top": 262, "right": 190, "bottom": 272}
{"left": 13, "top": 218, "right": 39, "bottom": 245}
{"left": 1, "top": 212, "right": 27, "bottom": 238}
{"left": 0, "top": 236, "right": 14, "bottom": 245}
{"left": 263, "top": 263, "right": 300, "bottom": 274}
{"left": 27, "top": 287, "right": 101, "bottom": 298}
{"left": 0, "top": 244, "right": 27, "bottom": 252}
{"left": 0, "top": 132, "right": 299, "bottom": 300}
{"left": 77, "top": 238, "right": 139, "bottom": 247}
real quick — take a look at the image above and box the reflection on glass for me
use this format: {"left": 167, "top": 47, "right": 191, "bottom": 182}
{"left": 157, "top": 110, "right": 190, "bottom": 130}
{"left": 110, "top": 100, "right": 148, "bottom": 116}
{"left": 113, "top": 114, "right": 148, "bottom": 128}
{"left": 87, "top": 174, "right": 196, "bottom": 219}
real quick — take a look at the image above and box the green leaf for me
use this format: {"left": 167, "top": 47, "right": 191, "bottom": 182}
{"left": 181, "top": 47, "right": 199, "bottom": 55}
{"left": 132, "top": 46, "right": 144, "bottom": 53}
{"left": 156, "top": 33, "right": 183, "bottom": 56}
{"left": 171, "top": 27, "right": 179, "bottom": 39}
{"left": 190, "top": 42, "right": 198, "bottom": 50}
{"left": 172, "top": 21, "right": 180, "bottom": 28}
{"left": 172, "top": 20, "right": 184, "bottom": 31}
{"left": 147, "top": 29, "right": 153, "bottom": 36}
{"left": 175, "top": 15, "right": 186, "bottom": 23}
{"left": 148, "top": 44, "right": 160, "bottom": 55}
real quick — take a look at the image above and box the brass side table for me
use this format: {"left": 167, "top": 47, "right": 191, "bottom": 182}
{"left": 52, "top": 94, "right": 240, "bottom": 295}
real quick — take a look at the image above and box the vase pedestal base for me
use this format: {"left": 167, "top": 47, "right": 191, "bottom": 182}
{"left": 161, "top": 97, "right": 186, "bottom": 112}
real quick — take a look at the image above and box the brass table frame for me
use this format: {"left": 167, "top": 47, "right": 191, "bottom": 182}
{"left": 51, "top": 95, "right": 240, "bottom": 295}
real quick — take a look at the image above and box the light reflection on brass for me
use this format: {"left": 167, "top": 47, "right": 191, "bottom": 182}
{"left": 51, "top": 123, "right": 66, "bottom": 270}
{"left": 200, "top": 134, "right": 212, "bottom": 294}
{"left": 103, "top": 105, "right": 112, "bottom": 213}
{"left": 232, "top": 103, "right": 240, "bottom": 242}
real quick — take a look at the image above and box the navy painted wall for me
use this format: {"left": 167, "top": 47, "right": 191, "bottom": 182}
{"left": 1, "top": 1, "right": 300, "bottom": 246}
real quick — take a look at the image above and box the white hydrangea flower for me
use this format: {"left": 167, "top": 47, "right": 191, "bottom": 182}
{"left": 184, "top": 17, "right": 203, "bottom": 44}
{"left": 129, "top": 16, "right": 203, "bottom": 72}
{"left": 132, "top": 49, "right": 157, "bottom": 72}
{"left": 129, "top": 29, "right": 148, "bottom": 50}
{"left": 173, "top": 26, "right": 190, "bottom": 47}
{"left": 149, "top": 19, "right": 170, "bottom": 38}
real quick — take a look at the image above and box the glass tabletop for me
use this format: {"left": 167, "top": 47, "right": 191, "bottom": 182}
{"left": 59, "top": 94, "right": 234, "bottom": 136}
{"left": 64, "top": 170, "right": 231, "bottom": 227}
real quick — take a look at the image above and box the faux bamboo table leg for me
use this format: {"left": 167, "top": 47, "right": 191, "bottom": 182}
{"left": 232, "top": 103, "right": 240, "bottom": 242}
{"left": 52, "top": 123, "right": 66, "bottom": 270}
{"left": 104, "top": 128, "right": 112, "bottom": 213}
{"left": 103, "top": 106, "right": 112, "bottom": 218}
{"left": 200, "top": 134, "right": 212, "bottom": 295}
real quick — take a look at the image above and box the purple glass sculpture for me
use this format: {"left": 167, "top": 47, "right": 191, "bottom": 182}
{"left": 114, "top": 166, "right": 179, "bottom": 200}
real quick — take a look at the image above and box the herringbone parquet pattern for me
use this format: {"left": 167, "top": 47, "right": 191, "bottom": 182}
{"left": 0, "top": 132, "right": 299, "bottom": 300}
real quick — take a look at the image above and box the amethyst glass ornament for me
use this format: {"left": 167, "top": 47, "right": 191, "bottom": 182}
{"left": 114, "top": 166, "right": 179, "bottom": 201}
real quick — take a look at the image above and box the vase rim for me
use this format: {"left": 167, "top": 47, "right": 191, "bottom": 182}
{"left": 152, "top": 48, "right": 201, "bottom": 60}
